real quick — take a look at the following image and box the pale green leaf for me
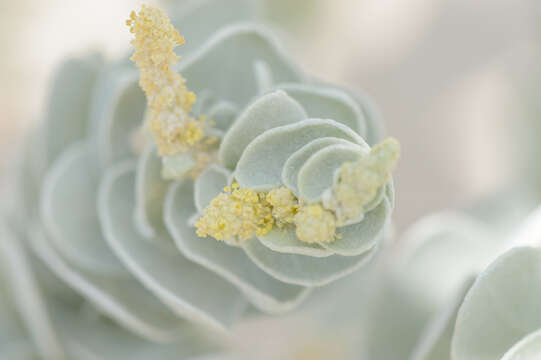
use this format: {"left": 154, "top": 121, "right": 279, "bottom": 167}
{"left": 219, "top": 90, "right": 307, "bottom": 169}
{"left": 278, "top": 83, "right": 366, "bottom": 136}
{"left": 45, "top": 55, "right": 103, "bottom": 165}
{"left": 164, "top": 180, "right": 310, "bottom": 314}
{"left": 178, "top": 24, "right": 303, "bottom": 109}
{"left": 134, "top": 146, "right": 170, "bottom": 238}
{"left": 40, "top": 143, "right": 126, "bottom": 276}
{"left": 297, "top": 143, "right": 363, "bottom": 203}
{"left": 29, "top": 229, "right": 186, "bottom": 343}
{"left": 321, "top": 198, "right": 390, "bottom": 256}
{"left": 452, "top": 247, "right": 541, "bottom": 360}
{"left": 194, "top": 165, "right": 231, "bottom": 213}
{"left": 257, "top": 227, "right": 332, "bottom": 257}
{"left": 92, "top": 69, "right": 146, "bottom": 167}
{"left": 0, "top": 225, "right": 64, "bottom": 359}
{"left": 206, "top": 101, "right": 238, "bottom": 133}
{"left": 100, "top": 161, "right": 246, "bottom": 330}
{"left": 281, "top": 137, "right": 354, "bottom": 196}
{"left": 241, "top": 237, "right": 377, "bottom": 286}
{"left": 501, "top": 329, "right": 541, "bottom": 360}
{"left": 411, "top": 279, "right": 474, "bottom": 360}
{"left": 169, "top": 0, "right": 258, "bottom": 54}
{"left": 235, "top": 119, "right": 364, "bottom": 191}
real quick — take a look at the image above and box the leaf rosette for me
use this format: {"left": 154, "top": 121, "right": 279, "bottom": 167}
{"left": 9, "top": 1, "right": 396, "bottom": 354}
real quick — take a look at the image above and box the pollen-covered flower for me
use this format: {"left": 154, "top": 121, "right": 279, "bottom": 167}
{"left": 195, "top": 183, "right": 273, "bottom": 242}
{"left": 266, "top": 187, "right": 298, "bottom": 226}
{"left": 6, "top": 1, "right": 396, "bottom": 358}
{"left": 127, "top": 5, "right": 205, "bottom": 157}
{"left": 294, "top": 205, "right": 336, "bottom": 243}
{"left": 323, "top": 137, "right": 400, "bottom": 225}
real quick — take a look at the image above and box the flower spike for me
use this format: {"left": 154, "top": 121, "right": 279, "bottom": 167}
{"left": 127, "top": 5, "right": 205, "bottom": 157}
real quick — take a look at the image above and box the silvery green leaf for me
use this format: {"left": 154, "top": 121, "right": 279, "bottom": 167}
{"left": 17, "top": 129, "right": 47, "bottom": 220}
{"left": 235, "top": 119, "right": 364, "bottom": 191}
{"left": 399, "top": 212, "right": 495, "bottom": 309}
{"left": 49, "top": 299, "right": 220, "bottom": 360}
{"left": 164, "top": 179, "right": 310, "bottom": 314}
{"left": 338, "top": 87, "right": 384, "bottom": 146}
{"left": 29, "top": 228, "right": 186, "bottom": 343}
{"left": 194, "top": 165, "right": 232, "bottom": 213}
{"left": 506, "top": 203, "right": 541, "bottom": 248}
{"left": 45, "top": 55, "right": 103, "bottom": 166}
{"left": 411, "top": 279, "right": 473, "bottom": 360}
{"left": 500, "top": 329, "right": 541, "bottom": 360}
{"left": 135, "top": 146, "right": 170, "bottom": 238}
{"left": 0, "top": 289, "right": 28, "bottom": 351}
{"left": 169, "top": 0, "right": 258, "bottom": 55}
{"left": 99, "top": 162, "right": 246, "bottom": 331}
{"left": 191, "top": 90, "right": 216, "bottom": 117}
{"left": 206, "top": 101, "right": 239, "bottom": 133}
{"left": 178, "top": 23, "right": 303, "bottom": 108}
{"left": 281, "top": 137, "right": 353, "bottom": 196}
{"left": 452, "top": 247, "right": 541, "bottom": 360}
{"left": 162, "top": 152, "right": 196, "bottom": 180}
{"left": 356, "top": 213, "right": 493, "bottom": 359}
{"left": 92, "top": 69, "right": 146, "bottom": 167}
{"left": 257, "top": 227, "right": 332, "bottom": 258}
{"left": 358, "top": 271, "right": 433, "bottom": 360}
{"left": 320, "top": 198, "right": 390, "bottom": 256}
{"left": 0, "top": 224, "right": 64, "bottom": 360}
{"left": 278, "top": 83, "right": 367, "bottom": 136}
{"left": 253, "top": 60, "right": 274, "bottom": 93}
{"left": 40, "top": 143, "right": 126, "bottom": 276}
{"left": 241, "top": 237, "right": 377, "bottom": 286}
{"left": 297, "top": 143, "right": 363, "bottom": 203}
{"left": 219, "top": 90, "right": 307, "bottom": 169}
{"left": 307, "top": 79, "right": 385, "bottom": 145}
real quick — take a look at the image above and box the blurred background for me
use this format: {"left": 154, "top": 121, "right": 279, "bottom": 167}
{"left": 1, "top": 0, "right": 538, "bottom": 232}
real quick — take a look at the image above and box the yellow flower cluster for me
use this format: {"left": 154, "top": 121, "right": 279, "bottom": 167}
{"left": 195, "top": 183, "right": 274, "bottom": 243}
{"left": 294, "top": 205, "right": 337, "bottom": 244}
{"left": 195, "top": 138, "right": 399, "bottom": 245}
{"left": 266, "top": 187, "right": 299, "bottom": 226}
{"left": 324, "top": 137, "right": 400, "bottom": 224}
{"left": 127, "top": 5, "right": 205, "bottom": 157}
{"left": 196, "top": 185, "right": 336, "bottom": 244}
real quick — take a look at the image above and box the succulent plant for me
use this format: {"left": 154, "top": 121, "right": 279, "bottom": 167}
{"left": 3, "top": 1, "right": 397, "bottom": 358}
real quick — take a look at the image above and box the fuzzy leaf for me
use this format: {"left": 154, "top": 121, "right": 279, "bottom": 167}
{"left": 281, "top": 137, "right": 353, "bottom": 196}
{"left": 194, "top": 166, "right": 231, "bottom": 214}
{"left": 45, "top": 55, "right": 102, "bottom": 165}
{"left": 29, "top": 229, "right": 186, "bottom": 344}
{"left": 178, "top": 24, "right": 303, "bottom": 108}
{"left": 219, "top": 90, "right": 307, "bottom": 169}
{"left": 134, "top": 146, "right": 170, "bottom": 238}
{"left": 411, "top": 279, "right": 474, "bottom": 360}
{"left": 257, "top": 227, "right": 332, "bottom": 258}
{"left": 278, "top": 83, "right": 366, "bottom": 136}
{"left": 320, "top": 198, "right": 390, "bottom": 256}
{"left": 501, "top": 329, "right": 541, "bottom": 360}
{"left": 40, "top": 143, "right": 126, "bottom": 276}
{"left": 452, "top": 247, "right": 541, "bottom": 360}
{"left": 99, "top": 162, "right": 246, "bottom": 331}
{"left": 90, "top": 67, "right": 146, "bottom": 167}
{"left": 164, "top": 180, "right": 310, "bottom": 314}
{"left": 297, "top": 143, "right": 363, "bottom": 203}
{"left": 241, "top": 237, "right": 377, "bottom": 286}
{"left": 235, "top": 119, "right": 364, "bottom": 191}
